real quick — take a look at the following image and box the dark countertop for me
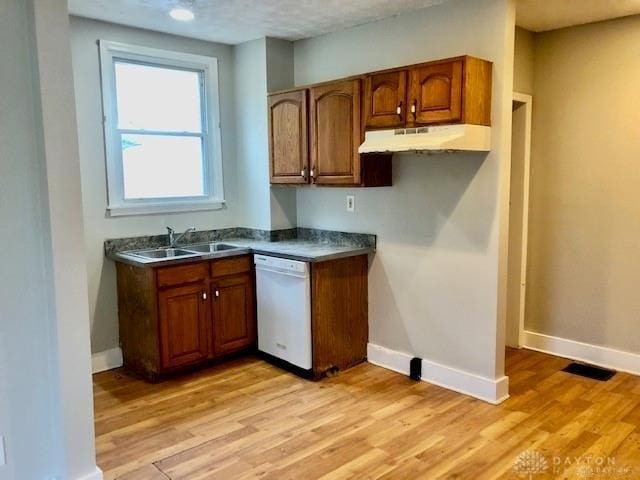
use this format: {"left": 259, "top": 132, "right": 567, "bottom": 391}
{"left": 106, "top": 228, "right": 375, "bottom": 267}
{"left": 224, "top": 238, "right": 373, "bottom": 262}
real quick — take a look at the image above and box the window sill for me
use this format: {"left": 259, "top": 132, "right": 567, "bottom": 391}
{"left": 107, "top": 200, "right": 225, "bottom": 217}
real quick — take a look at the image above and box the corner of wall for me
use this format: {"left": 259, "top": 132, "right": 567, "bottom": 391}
{"left": 30, "top": 1, "right": 100, "bottom": 478}
{"left": 232, "top": 38, "right": 270, "bottom": 230}
{"left": 494, "top": 0, "right": 517, "bottom": 380}
{"left": 265, "top": 37, "right": 297, "bottom": 229}
{"left": 233, "top": 36, "right": 298, "bottom": 231}
{"left": 513, "top": 26, "right": 535, "bottom": 95}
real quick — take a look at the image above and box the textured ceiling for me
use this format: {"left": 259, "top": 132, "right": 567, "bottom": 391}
{"left": 517, "top": 0, "right": 640, "bottom": 32}
{"left": 68, "top": 0, "right": 451, "bottom": 45}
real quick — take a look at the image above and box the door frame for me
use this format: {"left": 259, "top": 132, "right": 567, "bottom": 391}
{"left": 511, "top": 92, "right": 533, "bottom": 347}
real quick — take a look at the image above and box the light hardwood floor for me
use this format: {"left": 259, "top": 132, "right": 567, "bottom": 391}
{"left": 94, "top": 349, "right": 640, "bottom": 479}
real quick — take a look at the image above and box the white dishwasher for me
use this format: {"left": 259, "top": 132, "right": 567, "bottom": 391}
{"left": 254, "top": 254, "right": 312, "bottom": 370}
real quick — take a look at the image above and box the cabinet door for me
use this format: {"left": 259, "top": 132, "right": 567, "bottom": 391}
{"left": 212, "top": 273, "right": 256, "bottom": 355}
{"left": 268, "top": 90, "right": 309, "bottom": 184}
{"left": 409, "top": 59, "right": 463, "bottom": 125}
{"left": 364, "top": 71, "right": 407, "bottom": 129}
{"left": 310, "top": 79, "right": 361, "bottom": 185}
{"left": 159, "top": 283, "right": 209, "bottom": 370}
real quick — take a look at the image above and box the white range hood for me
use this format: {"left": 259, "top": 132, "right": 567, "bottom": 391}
{"left": 358, "top": 124, "right": 491, "bottom": 154}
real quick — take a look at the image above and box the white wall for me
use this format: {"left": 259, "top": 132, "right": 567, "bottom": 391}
{"left": 33, "top": 3, "right": 100, "bottom": 478}
{"left": 0, "top": 0, "right": 64, "bottom": 477}
{"left": 526, "top": 15, "right": 640, "bottom": 354}
{"left": 513, "top": 27, "right": 534, "bottom": 95}
{"left": 1, "top": 1, "right": 99, "bottom": 479}
{"left": 234, "top": 38, "right": 297, "bottom": 231}
{"left": 294, "top": 0, "right": 515, "bottom": 380}
{"left": 70, "top": 17, "right": 241, "bottom": 354}
{"left": 234, "top": 39, "right": 272, "bottom": 230}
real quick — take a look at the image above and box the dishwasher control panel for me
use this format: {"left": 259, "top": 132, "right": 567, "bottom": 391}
{"left": 254, "top": 254, "right": 309, "bottom": 274}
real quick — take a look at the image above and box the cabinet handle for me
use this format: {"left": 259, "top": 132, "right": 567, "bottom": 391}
{"left": 301, "top": 168, "right": 306, "bottom": 179}
{"left": 410, "top": 100, "right": 417, "bottom": 114}
{"left": 202, "top": 292, "right": 207, "bottom": 300}
{"left": 215, "top": 289, "right": 219, "bottom": 298}
{"left": 310, "top": 166, "right": 316, "bottom": 179}
{"left": 396, "top": 102, "right": 403, "bottom": 116}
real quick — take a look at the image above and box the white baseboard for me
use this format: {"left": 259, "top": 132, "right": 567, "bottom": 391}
{"left": 524, "top": 330, "right": 640, "bottom": 376}
{"left": 367, "top": 343, "right": 509, "bottom": 404}
{"left": 91, "top": 347, "right": 123, "bottom": 374}
{"left": 74, "top": 466, "right": 103, "bottom": 480}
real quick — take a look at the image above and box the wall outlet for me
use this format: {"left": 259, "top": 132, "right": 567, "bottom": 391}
{"left": 346, "top": 195, "right": 355, "bottom": 212}
{"left": 0, "top": 435, "right": 6, "bottom": 466}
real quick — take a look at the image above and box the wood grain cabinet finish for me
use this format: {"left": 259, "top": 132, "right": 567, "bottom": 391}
{"left": 159, "top": 283, "right": 209, "bottom": 369}
{"left": 267, "top": 55, "right": 491, "bottom": 187}
{"left": 311, "top": 254, "right": 368, "bottom": 378}
{"left": 407, "top": 56, "right": 492, "bottom": 126}
{"left": 364, "top": 70, "right": 407, "bottom": 129}
{"left": 362, "top": 57, "right": 492, "bottom": 128}
{"left": 212, "top": 273, "right": 255, "bottom": 355}
{"left": 268, "top": 90, "right": 309, "bottom": 184}
{"left": 116, "top": 253, "right": 370, "bottom": 382}
{"left": 116, "top": 255, "right": 257, "bottom": 381}
{"left": 310, "top": 79, "right": 362, "bottom": 185}
{"left": 409, "top": 59, "right": 463, "bottom": 125}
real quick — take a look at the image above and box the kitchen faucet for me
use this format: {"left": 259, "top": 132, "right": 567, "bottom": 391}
{"left": 166, "top": 226, "right": 196, "bottom": 247}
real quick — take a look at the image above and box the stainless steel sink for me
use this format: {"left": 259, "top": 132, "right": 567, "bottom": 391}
{"left": 121, "top": 243, "right": 244, "bottom": 263}
{"left": 183, "top": 243, "right": 240, "bottom": 253}
{"left": 130, "top": 248, "right": 196, "bottom": 259}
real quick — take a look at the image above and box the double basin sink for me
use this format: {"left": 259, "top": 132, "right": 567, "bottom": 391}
{"left": 124, "top": 243, "right": 244, "bottom": 263}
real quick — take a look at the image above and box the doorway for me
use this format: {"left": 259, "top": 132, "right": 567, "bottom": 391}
{"left": 506, "top": 92, "right": 532, "bottom": 348}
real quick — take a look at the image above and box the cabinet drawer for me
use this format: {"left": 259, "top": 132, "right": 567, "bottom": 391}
{"left": 157, "top": 262, "right": 208, "bottom": 288}
{"left": 211, "top": 255, "right": 251, "bottom": 278}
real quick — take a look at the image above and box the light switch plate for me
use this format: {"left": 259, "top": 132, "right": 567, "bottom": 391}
{"left": 346, "top": 195, "right": 355, "bottom": 212}
{"left": 0, "top": 435, "right": 6, "bottom": 466}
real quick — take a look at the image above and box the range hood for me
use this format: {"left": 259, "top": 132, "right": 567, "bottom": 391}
{"left": 358, "top": 124, "right": 491, "bottom": 154}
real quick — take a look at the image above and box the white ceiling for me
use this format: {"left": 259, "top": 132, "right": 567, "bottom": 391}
{"left": 517, "top": 0, "right": 640, "bottom": 32}
{"left": 67, "top": 0, "right": 451, "bottom": 45}
{"left": 68, "top": 0, "right": 640, "bottom": 45}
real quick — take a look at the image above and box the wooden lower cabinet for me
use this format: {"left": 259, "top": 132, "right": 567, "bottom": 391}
{"left": 116, "top": 253, "right": 368, "bottom": 382}
{"left": 159, "top": 282, "right": 209, "bottom": 369}
{"left": 311, "top": 255, "right": 368, "bottom": 378}
{"left": 212, "top": 273, "right": 256, "bottom": 356}
{"left": 116, "top": 255, "right": 256, "bottom": 381}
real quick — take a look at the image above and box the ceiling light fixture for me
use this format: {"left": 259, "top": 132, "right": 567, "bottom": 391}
{"left": 169, "top": 0, "right": 195, "bottom": 21}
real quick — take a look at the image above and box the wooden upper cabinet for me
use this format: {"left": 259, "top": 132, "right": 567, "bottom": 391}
{"left": 407, "top": 57, "right": 492, "bottom": 126}
{"left": 212, "top": 273, "right": 256, "bottom": 356}
{"left": 364, "top": 71, "right": 407, "bottom": 129}
{"left": 459, "top": 56, "right": 492, "bottom": 126}
{"left": 266, "top": 56, "right": 490, "bottom": 187}
{"left": 268, "top": 90, "right": 308, "bottom": 184}
{"left": 408, "top": 59, "right": 463, "bottom": 125}
{"left": 159, "top": 283, "right": 209, "bottom": 370}
{"left": 310, "top": 79, "right": 361, "bottom": 185}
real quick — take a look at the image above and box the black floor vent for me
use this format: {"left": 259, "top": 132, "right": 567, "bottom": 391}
{"left": 562, "top": 362, "right": 616, "bottom": 381}
{"left": 409, "top": 357, "right": 422, "bottom": 381}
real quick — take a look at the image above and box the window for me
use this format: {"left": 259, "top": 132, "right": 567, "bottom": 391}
{"left": 99, "top": 41, "right": 224, "bottom": 216}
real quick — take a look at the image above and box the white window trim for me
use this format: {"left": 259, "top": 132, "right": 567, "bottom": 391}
{"left": 98, "top": 40, "right": 225, "bottom": 217}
